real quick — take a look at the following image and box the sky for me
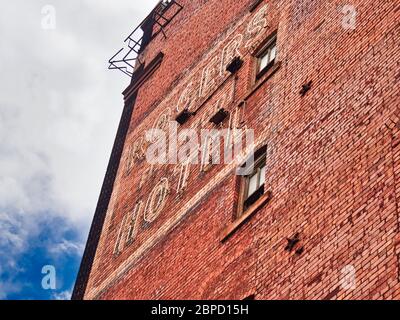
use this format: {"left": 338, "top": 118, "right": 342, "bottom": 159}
{"left": 0, "top": 0, "right": 158, "bottom": 300}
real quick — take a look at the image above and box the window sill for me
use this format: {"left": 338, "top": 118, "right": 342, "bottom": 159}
{"left": 220, "top": 191, "right": 272, "bottom": 242}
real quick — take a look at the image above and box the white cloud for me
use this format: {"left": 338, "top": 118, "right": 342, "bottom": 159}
{"left": 52, "top": 289, "right": 72, "bottom": 300}
{"left": 47, "top": 239, "right": 85, "bottom": 257}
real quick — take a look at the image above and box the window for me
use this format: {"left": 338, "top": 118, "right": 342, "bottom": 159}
{"left": 256, "top": 34, "right": 277, "bottom": 79}
{"left": 238, "top": 147, "right": 267, "bottom": 215}
{"left": 220, "top": 146, "right": 271, "bottom": 242}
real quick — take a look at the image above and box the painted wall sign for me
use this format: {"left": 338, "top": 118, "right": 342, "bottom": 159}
{"left": 86, "top": 4, "right": 271, "bottom": 299}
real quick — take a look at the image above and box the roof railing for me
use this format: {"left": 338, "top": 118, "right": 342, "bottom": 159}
{"left": 108, "top": 0, "right": 183, "bottom": 77}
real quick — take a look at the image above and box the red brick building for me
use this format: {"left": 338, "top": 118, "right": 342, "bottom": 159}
{"left": 73, "top": 0, "right": 400, "bottom": 300}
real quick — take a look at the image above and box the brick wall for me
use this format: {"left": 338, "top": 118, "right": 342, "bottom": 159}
{"left": 79, "top": 0, "right": 400, "bottom": 300}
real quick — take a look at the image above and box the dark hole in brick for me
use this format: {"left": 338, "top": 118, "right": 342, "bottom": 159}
{"left": 307, "top": 272, "right": 323, "bottom": 287}
{"left": 313, "top": 19, "right": 325, "bottom": 32}
{"left": 295, "top": 246, "right": 304, "bottom": 256}
{"left": 323, "top": 286, "right": 340, "bottom": 300}
{"left": 209, "top": 108, "right": 229, "bottom": 125}
{"left": 238, "top": 100, "right": 246, "bottom": 108}
{"left": 249, "top": 0, "right": 263, "bottom": 12}
{"left": 300, "top": 81, "right": 313, "bottom": 96}
{"left": 175, "top": 109, "right": 193, "bottom": 125}
{"left": 226, "top": 57, "right": 244, "bottom": 74}
{"left": 285, "top": 233, "right": 300, "bottom": 252}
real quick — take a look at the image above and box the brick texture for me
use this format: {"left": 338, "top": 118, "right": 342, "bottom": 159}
{"left": 77, "top": 0, "right": 400, "bottom": 300}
